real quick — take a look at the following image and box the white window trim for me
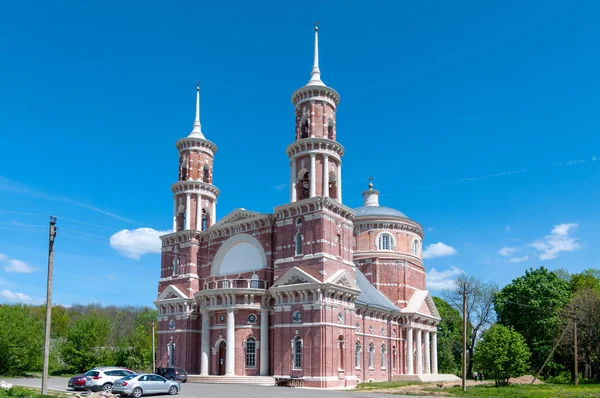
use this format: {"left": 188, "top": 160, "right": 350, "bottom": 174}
{"left": 374, "top": 232, "right": 396, "bottom": 251}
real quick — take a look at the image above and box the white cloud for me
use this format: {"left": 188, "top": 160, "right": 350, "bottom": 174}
{"left": 530, "top": 223, "right": 582, "bottom": 260}
{"left": 0, "top": 289, "right": 33, "bottom": 303}
{"left": 505, "top": 226, "right": 511, "bottom": 232}
{"left": 508, "top": 256, "right": 529, "bottom": 263}
{"left": 498, "top": 247, "right": 516, "bottom": 257}
{"left": 273, "top": 184, "right": 287, "bottom": 191}
{"left": 106, "top": 275, "right": 116, "bottom": 281}
{"left": 427, "top": 227, "right": 435, "bottom": 232}
{"left": 422, "top": 242, "right": 458, "bottom": 259}
{"left": 110, "top": 228, "right": 170, "bottom": 260}
{"left": 426, "top": 266, "right": 464, "bottom": 290}
{"left": 1, "top": 254, "right": 37, "bottom": 273}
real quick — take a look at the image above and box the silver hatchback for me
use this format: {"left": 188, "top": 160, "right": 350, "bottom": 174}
{"left": 112, "top": 374, "right": 180, "bottom": 397}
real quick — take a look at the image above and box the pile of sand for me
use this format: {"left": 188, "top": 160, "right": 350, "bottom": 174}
{"left": 509, "top": 374, "right": 544, "bottom": 385}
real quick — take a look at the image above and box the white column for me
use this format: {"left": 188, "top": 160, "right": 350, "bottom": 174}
{"left": 200, "top": 310, "right": 210, "bottom": 375}
{"left": 336, "top": 163, "right": 342, "bottom": 202}
{"left": 211, "top": 200, "right": 217, "bottom": 226}
{"left": 260, "top": 308, "right": 269, "bottom": 375}
{"left": 406, "top": 327, "right": 414, "bottom": 375}
{"left": 323, "top": 155, "right": 329, "bottom": 197}
{"left": 425, "top": 331, "right": 431, "bottom": 374}
{"left": 290, "top": 159, "right": 296, "bottom": 203}
{"left": 416, "top": 329, "right": 423, "bottom": 375}
{"left": 172, "top": 198, "right": 177, "bottom": 232}
{"left": 185, "top": 193, "right": 191, "bottom": 230}
{"left": 432, "top": 332, "right": 438, "bottom": 374}
{"left": 309, "top": 153, "right": 316, "bottom": 198}
{"left": 196, "top": 193, "right": 202, "bottom": 231}
{"left": 225, "top": 308, "right": 235, "bottom": 375}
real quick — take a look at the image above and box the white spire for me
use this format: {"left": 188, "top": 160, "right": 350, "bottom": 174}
{"left": 362, "top": 177, "right": 380, "bottom": 206}
{"left": 189, "top": 83, "right": 205, "bottom": 138}
{"left": 306, "top": 22, "right": 326, "bottom": 87}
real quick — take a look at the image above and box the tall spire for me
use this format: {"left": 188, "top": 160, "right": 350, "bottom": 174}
{"left": 189, "top": 83, "right": 205, "bottom": 138}
{"left": 306, "top": 21, "right": 325, "bottom": 87}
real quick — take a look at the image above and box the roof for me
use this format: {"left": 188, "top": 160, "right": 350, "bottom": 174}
{"left": 355, "top": 269, "right": 401, "bottom": 312}
{"left": 354, "top": 205, "right": 408, "bottom": 219}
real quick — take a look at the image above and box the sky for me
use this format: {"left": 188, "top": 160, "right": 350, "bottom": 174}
{"left": 0, "top": 0, "right": 599, "bottom": 307}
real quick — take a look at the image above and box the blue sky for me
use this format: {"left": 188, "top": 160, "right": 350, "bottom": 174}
{"left": 0, "top": 0, "right": 599, "bottom": 306}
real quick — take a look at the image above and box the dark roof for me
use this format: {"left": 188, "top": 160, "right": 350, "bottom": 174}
{"left": 353, "top": 205, "right": 408, "bottom": 218}
{"left": 355, "top": 269, "right": 401, "bottom": 312}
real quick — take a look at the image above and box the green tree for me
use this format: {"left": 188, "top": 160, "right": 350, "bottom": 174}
{"left": 0, "top": 305, "right": 44, "bottom": 376}
{"left": 475, "top": 324, "right": 530, "bottom": 387}
{"left": 61, "top": 311, "right": 111, "bottom": 372}
{"left": 433, "top": 296, "right": 462, "bottom": 374}
{"left": 570, "top": 269, "right": 600, "bottom": 294}
{"left": 494, "top": 267, "right": 571, "bottom": 376}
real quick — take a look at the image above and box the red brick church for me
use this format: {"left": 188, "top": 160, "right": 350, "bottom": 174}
{"left": 154, "top": 26, "right": 450, "bottom": 388}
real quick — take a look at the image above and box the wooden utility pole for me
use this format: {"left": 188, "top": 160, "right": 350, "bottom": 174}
{"left": 41, "top": 216, "right": 57, "bottom": 396}
{"left": 152, "top": 320, "right": 156, "bottom": 373}
{"left": 462, "top": 282, "right": 467, "bottom": 392}
{"left": 574, "top": 317, "right": 578, "bottom": 386}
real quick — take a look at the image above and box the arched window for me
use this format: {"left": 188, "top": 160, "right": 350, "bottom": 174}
{"left": 301, "top": 172, "right": 310, "bottom": 199}
{"left": 368, "top": 343, "right": 375, "bottom": 369}
{"left": 327, "top": 119, "right": 334, "bottom": 140}
{"left": 245, "top": 337, "right": 256, "bottom": 368}
{"left": 301, "top": 119, "right": 309, "bottom": 139}
{"left": 355, "top": 342, "right": 361, "bottom": 370}
{"left": 337, "top": 234, "right": 342, "bottom": 257}
{"left": 295, "top": 233, "right": 303, "bottom": 256}
{"left": 411, "top": 239, "right": 420, "bottom": 256}
{"left": 203, "top": 166, "right": 210, "bottom": 183}
{"left": 201, "top": 209, "right": 208, "bottom": 231}
{"left": 293, "top": 336, "right": 302, "bottom": 369}
{"left": 392, "top": 346, "right": 397, "bottom": 370}
{"left": 338, "top": 336, "right": 345, "bottom": 370}
{"left": 377, "top": 233, "right": 393, "bottom": 251}
{"left": 381, "top": 344, "right": 387, "bottom": 369}
{"left": 250, "top": 273, "right": 260, "bottom": 289}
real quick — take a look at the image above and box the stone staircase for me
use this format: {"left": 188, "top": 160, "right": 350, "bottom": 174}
{"left": 187, "top": 375, "right": 275, "bottom": 385}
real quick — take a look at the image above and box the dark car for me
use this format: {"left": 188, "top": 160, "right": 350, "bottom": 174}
{"left": 156, "top": 367, "right": 188, "bottom": 383}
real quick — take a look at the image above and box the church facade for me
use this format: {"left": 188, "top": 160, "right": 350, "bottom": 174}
{"left": 154, "top": 26, "right": 442, "bottom": 388}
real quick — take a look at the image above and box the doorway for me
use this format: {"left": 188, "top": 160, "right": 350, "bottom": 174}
{"left": 218, "top": 341, "right": 226, "bottom": 375}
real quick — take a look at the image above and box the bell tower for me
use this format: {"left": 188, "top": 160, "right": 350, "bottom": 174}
{"left": 288, "top": 23, "right": 344, "bottom": 203}
{"left": 172, "top": 84, "right": 219, "bottom": 233}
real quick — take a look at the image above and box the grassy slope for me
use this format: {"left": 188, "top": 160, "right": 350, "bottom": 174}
{"left": 430, "top": 384, "right": 600, "bottom": 397}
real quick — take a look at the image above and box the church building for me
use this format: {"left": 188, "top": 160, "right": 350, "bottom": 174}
{"left": 154, "top": 26, "right": 444, "bottom": 388}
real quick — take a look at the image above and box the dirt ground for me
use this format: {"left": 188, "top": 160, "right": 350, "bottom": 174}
{"left": 365, "top": 375, "right": 544, "bottom": 396}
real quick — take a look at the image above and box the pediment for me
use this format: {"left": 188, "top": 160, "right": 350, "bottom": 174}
{"left": 270, "top": 267, "right": 321, "bottom": 289}
{"left": 214, "top": 208, "right": 262, "bottom": 227}
{"left": 402, "top": 289, "right": 441, "bottom": 320}
{"left": 326, "top": 269, "right": 360, "bottom": 291}
{"left": 156, "top": 285, "right": 188, "bottom": 301}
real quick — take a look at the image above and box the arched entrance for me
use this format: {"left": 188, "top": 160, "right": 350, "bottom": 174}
{"left": 218, "top": 341, "right": 226, "bottom": 375}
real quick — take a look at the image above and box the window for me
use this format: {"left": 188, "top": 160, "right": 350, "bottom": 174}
{"left": 203, "top": 166, "right": 210, "bottom": 183}
{"left": 377, "top": 233, "right": 393, "bottom": 251}
{"left": 201, "top": 209, "right": 208, "bottom": 230}
{"left": 368, "top": 343, "right": 375, "bottom": 369}
{"left": 295, "top": 233, "right": 303, "bottom": 255}
{"left": 355, "top": 342, "right": 361, "bottom": 369}
{"left": 245, "top": 337, "right": 257, "bottom": 368}
{"left": 337, "top": 234, "right": 342, "bottom": 257}
{"left": 172, "top": 257, "right": 179, "bottom": 276}
{"left": 327, "top": 119, "right": 334, "bottom": 139}
{"left": 411, "top": 239, "right": 420, "bottom": 256}
{"left": 392, "top": 347, "right": 397, "bottom": 370}
{"left": 301, "top": 120, "right": 309, "bottom": 138}
{"left": 293, "top": 336, "right": 302, "bottom": 368}
{"left": 338, "top": 336, "right": 345, "bottom": 370}
{"left": 381, "top": 345, "right": 387, "bottom": 369}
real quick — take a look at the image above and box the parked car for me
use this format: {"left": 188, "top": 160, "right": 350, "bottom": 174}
{"left": 113, "top": 374, "right": 180, "bottom": 397}
{"left": 84, "top": 367, "right": 136, "bottom": 393}
{"left": 156, "top": 367, "right": 188, "bottom": 383}
{"left": 68, "top": 372, "right": 90, "bottom": 390}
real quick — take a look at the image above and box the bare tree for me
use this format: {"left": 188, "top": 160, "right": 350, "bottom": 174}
{"left": 443, "top": 274, "right": 498, "bottom": 378}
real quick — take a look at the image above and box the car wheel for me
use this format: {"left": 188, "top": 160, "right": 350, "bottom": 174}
{"left": 168, "top": 386, "right": 178, "bottom": 395}
{"left": 133, "top": 387, "right": 143, "bottom": 398}
{"left": 182, "top": 380, "right": 187, "bottom": 383}
{"left": 102, "top": 383, "right": 113, "bottom": 393}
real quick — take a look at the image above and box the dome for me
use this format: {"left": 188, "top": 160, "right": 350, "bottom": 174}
{"left": 354, "top": 181, "right": 409, "bottom": 219}
{"left": 354, "top": 205, "right": 408, "bottom": 219}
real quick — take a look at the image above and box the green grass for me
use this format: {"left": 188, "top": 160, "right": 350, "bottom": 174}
{"left": 356, "top": 380, "right": 420, "bottom": 390}
{"left": 425, "top": 384, "right": 600, "bottom": 397}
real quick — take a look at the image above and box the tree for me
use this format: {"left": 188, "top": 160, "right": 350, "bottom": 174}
{"left": 443, "top": 275, "right": 498, "bottom": 378}
{"left": 494, "top": 267, "right": 571, "bottom": 376}
{"left": 0, "top": 305, "right": 44, "bottom": 376}
{"left": 61, "top": 311, "right": 111, "bottom": 372}
{"left": 433, "top": 296, "right": 462, "bottom": 374}
{"left": 475, "top": 324, "right": 530, "bottom": 387}
{"left": 570, "top": 269, "right": 600, "bottom": 294}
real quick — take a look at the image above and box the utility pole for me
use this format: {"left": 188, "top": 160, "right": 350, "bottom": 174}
{"left": 462, "top": 282, "right": 467, "bottom": 392}
{"left": 574, "top": 315, "right": 578, "bottom": 386}
{"left": 152, "top": 320, "right": 156, "bottom": 373}
{"left": 41, "top": 216, "right": 57, "bottom": 396}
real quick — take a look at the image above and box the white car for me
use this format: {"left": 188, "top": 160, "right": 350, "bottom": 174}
{"left": 85, "top": 367, "right": 136, "bottom": 393}
{"left": 113, "top": 374, "right": 180, "bottom": 397}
